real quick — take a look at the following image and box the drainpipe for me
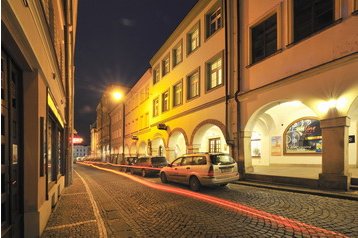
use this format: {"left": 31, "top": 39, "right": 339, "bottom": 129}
{"left": 224, "top": 0, "right": 230, "bottom": 146}
{"left": 64, "top": 0, "right": 73, "bottom": 186}
{"left": 234, "top": 0, "right": 244, "bottom": 176}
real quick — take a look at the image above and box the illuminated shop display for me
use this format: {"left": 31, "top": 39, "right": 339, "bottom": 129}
{"left": 284, "top": 118, "right": 322, "bottom": 154}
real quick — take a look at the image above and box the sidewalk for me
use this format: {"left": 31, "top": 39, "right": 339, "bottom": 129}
{"left": 41, "top": 170, "right": 100, "bottom": 238}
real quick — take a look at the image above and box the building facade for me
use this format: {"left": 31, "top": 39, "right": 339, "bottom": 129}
{"left": 92, "top": 0, "right": 358, "bottom": 190}
{"left": 73, "top": 145, "right": 90, "bottom": 159}
{"left": 1, "top": 0, "right": 77, "bottom": 236}
{"left": 104, "top": 0, "right": 238, "bottom": 163}
{"left": 236, "top": 0, "right": 358, "bottom": 190}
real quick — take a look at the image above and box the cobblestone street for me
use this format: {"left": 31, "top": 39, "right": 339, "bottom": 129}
{"left": 42, "top": 164, "right": 358, "bottom": 238}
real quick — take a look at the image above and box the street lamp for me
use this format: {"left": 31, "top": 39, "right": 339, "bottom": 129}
{"left": 107, "top": 89, "right": 125, "bottom": 163}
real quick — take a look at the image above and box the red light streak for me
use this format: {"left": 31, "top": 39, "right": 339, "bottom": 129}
{"left": 79, "top": 162, "right": 347, "bottom": 237}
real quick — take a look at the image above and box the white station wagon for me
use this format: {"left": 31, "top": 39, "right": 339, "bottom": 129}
{"left": 160, "top": 153, "right": 239, "bottom": 191}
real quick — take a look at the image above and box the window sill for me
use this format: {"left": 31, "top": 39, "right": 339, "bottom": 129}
{"left": 186, "top": 94, "right": 200, "bottom": 103}
{"left": 187, "top": 46, "right": 200, "bottom": 58}
{"left": 246, "top": 49, "right": 283, "bottom": 68}
{"left": 205, "top": 83, "right": 224, "bottom": 94}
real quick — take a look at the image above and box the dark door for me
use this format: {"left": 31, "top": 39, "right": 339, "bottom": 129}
{"left": 1, "top": 50, "right": 23, "bottom": 238}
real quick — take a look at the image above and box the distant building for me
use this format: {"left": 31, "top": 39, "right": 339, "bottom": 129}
{"left": 73, "top": 145, "right": 90, "bottom": 159}
{"left": 2, "top": 0, "right": 78, "bottom": 236}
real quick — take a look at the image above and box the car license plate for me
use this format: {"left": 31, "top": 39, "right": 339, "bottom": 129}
{"left": 221, "top": 168, "right": 231, "bottom": 173}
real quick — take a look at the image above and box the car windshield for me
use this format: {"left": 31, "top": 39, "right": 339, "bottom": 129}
{"left": 210, "top": 154, "right": 235, "bottom": 165}
{"left": 151, "top": 157, "right": 167, "bottom": 165}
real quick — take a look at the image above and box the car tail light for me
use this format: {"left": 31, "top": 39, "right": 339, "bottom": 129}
{"left": 208, "top": 165, "right": 214, "bottom": 177}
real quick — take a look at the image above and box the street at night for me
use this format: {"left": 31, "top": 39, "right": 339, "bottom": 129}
{"left": 2, "top": 0, "right": 358, "bottom": 237}
{"left": 41, "top": 164, "right": 358, "bottom": 238}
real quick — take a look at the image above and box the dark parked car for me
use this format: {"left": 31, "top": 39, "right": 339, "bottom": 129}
{"left": 119, "top": 156, "right": 138, "bottom": 172}
{"left": 131, "top": 156, "right": 168, "bottom": 177}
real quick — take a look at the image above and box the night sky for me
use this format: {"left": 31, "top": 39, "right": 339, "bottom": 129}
{"left": 74, "top": 0, "right": 198, "bottom": 144}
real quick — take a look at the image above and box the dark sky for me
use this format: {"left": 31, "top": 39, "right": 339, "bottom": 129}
{"left": 74, "top": 0, "right": 198, "bottom": 144}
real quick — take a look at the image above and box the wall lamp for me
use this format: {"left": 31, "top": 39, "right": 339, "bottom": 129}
{"left": 317, "top": 97, "right": 347, "bottom": 113}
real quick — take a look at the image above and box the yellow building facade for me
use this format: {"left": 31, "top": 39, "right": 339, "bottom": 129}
{"left": 113, "top": 0, "right": 238, "bottom": 162}
{"left": 2, "top": 0, "right": 77, "bottom": 236}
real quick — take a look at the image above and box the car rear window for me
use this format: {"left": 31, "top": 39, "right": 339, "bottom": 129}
{"left": 151, "top": 157, "right": 167, "bottom": 165}
{"left": 210, "top": 154, "right": 235, "bottom": 165}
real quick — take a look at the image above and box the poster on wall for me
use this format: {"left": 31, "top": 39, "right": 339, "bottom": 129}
{"left": 271, "top": 136, "right": 282, "bottom": 156}
{"left": 285, "top": 118, "right": 322, "bottom": 154}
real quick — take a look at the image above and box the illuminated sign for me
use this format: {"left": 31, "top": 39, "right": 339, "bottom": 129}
{"left": 72, "top": 137, "right": 84, "bottom": 144}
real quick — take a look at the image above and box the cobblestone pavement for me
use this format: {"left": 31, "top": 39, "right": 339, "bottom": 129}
{"left": 43, "top": 164, "right": 358, "bottom": 237}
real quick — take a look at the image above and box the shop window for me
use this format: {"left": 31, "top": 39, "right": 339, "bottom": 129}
{"left": 293, "top": 0, "right": 334, "bottom": 43}
{"left": 206, "top": 4, "right": 222, "bottom": 38}
{"left": 250, "top": 132, "right": 262, "bottom": 157}
{"left": 284, "top": 118, "right": 322, "bottom": 154}
{"left": 206, "top": 54, "right": 223, "bottom": 90}
{"left": 251, "top": 13, "right": 277, "bottom": 64}
{"left": 209, "top": 138, "right": 221, "bottom": 153}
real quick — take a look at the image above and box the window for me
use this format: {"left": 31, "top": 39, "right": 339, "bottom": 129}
{"left": 192, "top": 156, "right": 207, "bottom": 165}
{"left": 162, "top": 55, "right": 170, "bottom": 76}
{"left": 172, "top": 41, "right": 183, "bottom": 67}
{"left": 250, "top": 132, "right": 262, "bottom": 157}
{"left": 207, "top": 55, "right": 223, "bottom": 90}
{"left": 284, "top": 118, "right": 322, "bottom": 154}
{"left": 153, "top": 98, "right": 159, "bottom": 117}
{"left": 162, "top": 91, "right": 169, "bottom": 112}
{"left": 209, "top": 138, "right": 221, "bottom": 153}
{"left": 187, "top": 23, "right": 200, "bottom": 54}
{"left": 206, "top": 6, "right": 222, "bottom": 38}
{"left": 251, "top": 13, "right": 277, "bottom": 64}
{"left": 187, "top": 70, "right": 200, "bottom": 100}
{"left": 293, "top": 0, "right": 334, "bottom": 42}
{"left": 173, "top": 81, "right": 183, "bottom": 107}
{"left": 153, "top": 66, "right": 160, "bottom": 85}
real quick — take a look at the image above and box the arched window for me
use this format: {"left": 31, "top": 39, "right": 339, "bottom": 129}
{"left": 284, "top": 117, "right": 322, "bottom": 154}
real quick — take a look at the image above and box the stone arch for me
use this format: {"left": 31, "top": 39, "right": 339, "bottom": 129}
{"left": 190, "top": 119, "right": 227, "bottom": 146}
{"left": 168, "top": 127, "right": 189, "bottom": 147}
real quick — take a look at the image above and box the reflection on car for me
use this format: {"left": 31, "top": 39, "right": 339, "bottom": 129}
{"left": 131, "top": 156, "right": 168, "bottom": 177}
{"left": 160, "top": 153, "right": 239, "bottom": 191}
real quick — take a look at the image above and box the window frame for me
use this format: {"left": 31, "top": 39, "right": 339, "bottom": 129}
{"left": 186, "top": 67, "right": 200, "bottom": 101}
{"left": 209, "top": 137, "right": 221, "bottom": 153}
{"left": 250, "top": 13, "right": 278, "bottom": 65}
{"left": 161, "top": 90, "right": 170, "bottom": 113}
{"left": 161, "top": 54, "right": 170, "bottom": 77}
{"left": 205, "top": 1, "right": 223, "bottom": 39}
{"left": 153, "top": 97, "right": 159, "bottom": 117}
{"left": 153, "top": 65, "right": 160, "bottom": 85}
{"left": 206, "top": 51, "right": 224, "bottom": 92}
{"left": 172, "top": 40, "right": 183, "bottom": 68}
{"left": 292, "top": 0, "right": 335, "bottom": 44}
{"left": 187, "top": 21, "right": 201, "bottom": 56}
{"left": 173, "top": 79, "right": 183, "bottom": 108}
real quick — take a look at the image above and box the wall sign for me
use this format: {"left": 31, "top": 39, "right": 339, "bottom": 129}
{"left": 285, "top": 118, "right": 322, "bottom": 154}
{"left": 349, "top": 135, "right": 355, "bottom": 143}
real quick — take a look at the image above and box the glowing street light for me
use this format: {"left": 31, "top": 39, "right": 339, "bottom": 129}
{"left": 112, "top": 91, "right": 123, "bottom": 101}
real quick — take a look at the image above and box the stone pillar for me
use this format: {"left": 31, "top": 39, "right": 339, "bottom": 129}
{"left": 319, "top": 117, "right": 351, "bottom": 190}
{"left": 238, "top": 131, "right": 253, "bottom": 176}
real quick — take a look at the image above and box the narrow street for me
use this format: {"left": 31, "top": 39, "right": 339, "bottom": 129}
{"left": 42, "top": 164, "right": 358, "bottom": 238}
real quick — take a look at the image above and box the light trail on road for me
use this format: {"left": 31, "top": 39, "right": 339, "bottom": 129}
{"left": 79, "top": 162, "right": 348, "bottom": 237}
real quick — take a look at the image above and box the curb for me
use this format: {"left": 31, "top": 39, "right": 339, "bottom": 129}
{"left": 232, "top": 181, "right": 358, "bottom": 201}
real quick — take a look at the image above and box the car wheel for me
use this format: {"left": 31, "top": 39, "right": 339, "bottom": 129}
{"left": 160, "top": 172, "right": 168, "bottom": 183}
{"left": 141, "top": 169, "right": 147, "bottom": 177}
{"left": 189, "top": 176, "right": 201, "bottom": 191}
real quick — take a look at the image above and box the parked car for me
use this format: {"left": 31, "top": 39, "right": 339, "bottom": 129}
{"left": 119, "top": 156, "right": 138, "bottom": 172}
{"left": 131, "top": 156, "right": 168, "bottom": 177}
{"left": 160, "top": 153, "right": 239, "bottom": 191}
